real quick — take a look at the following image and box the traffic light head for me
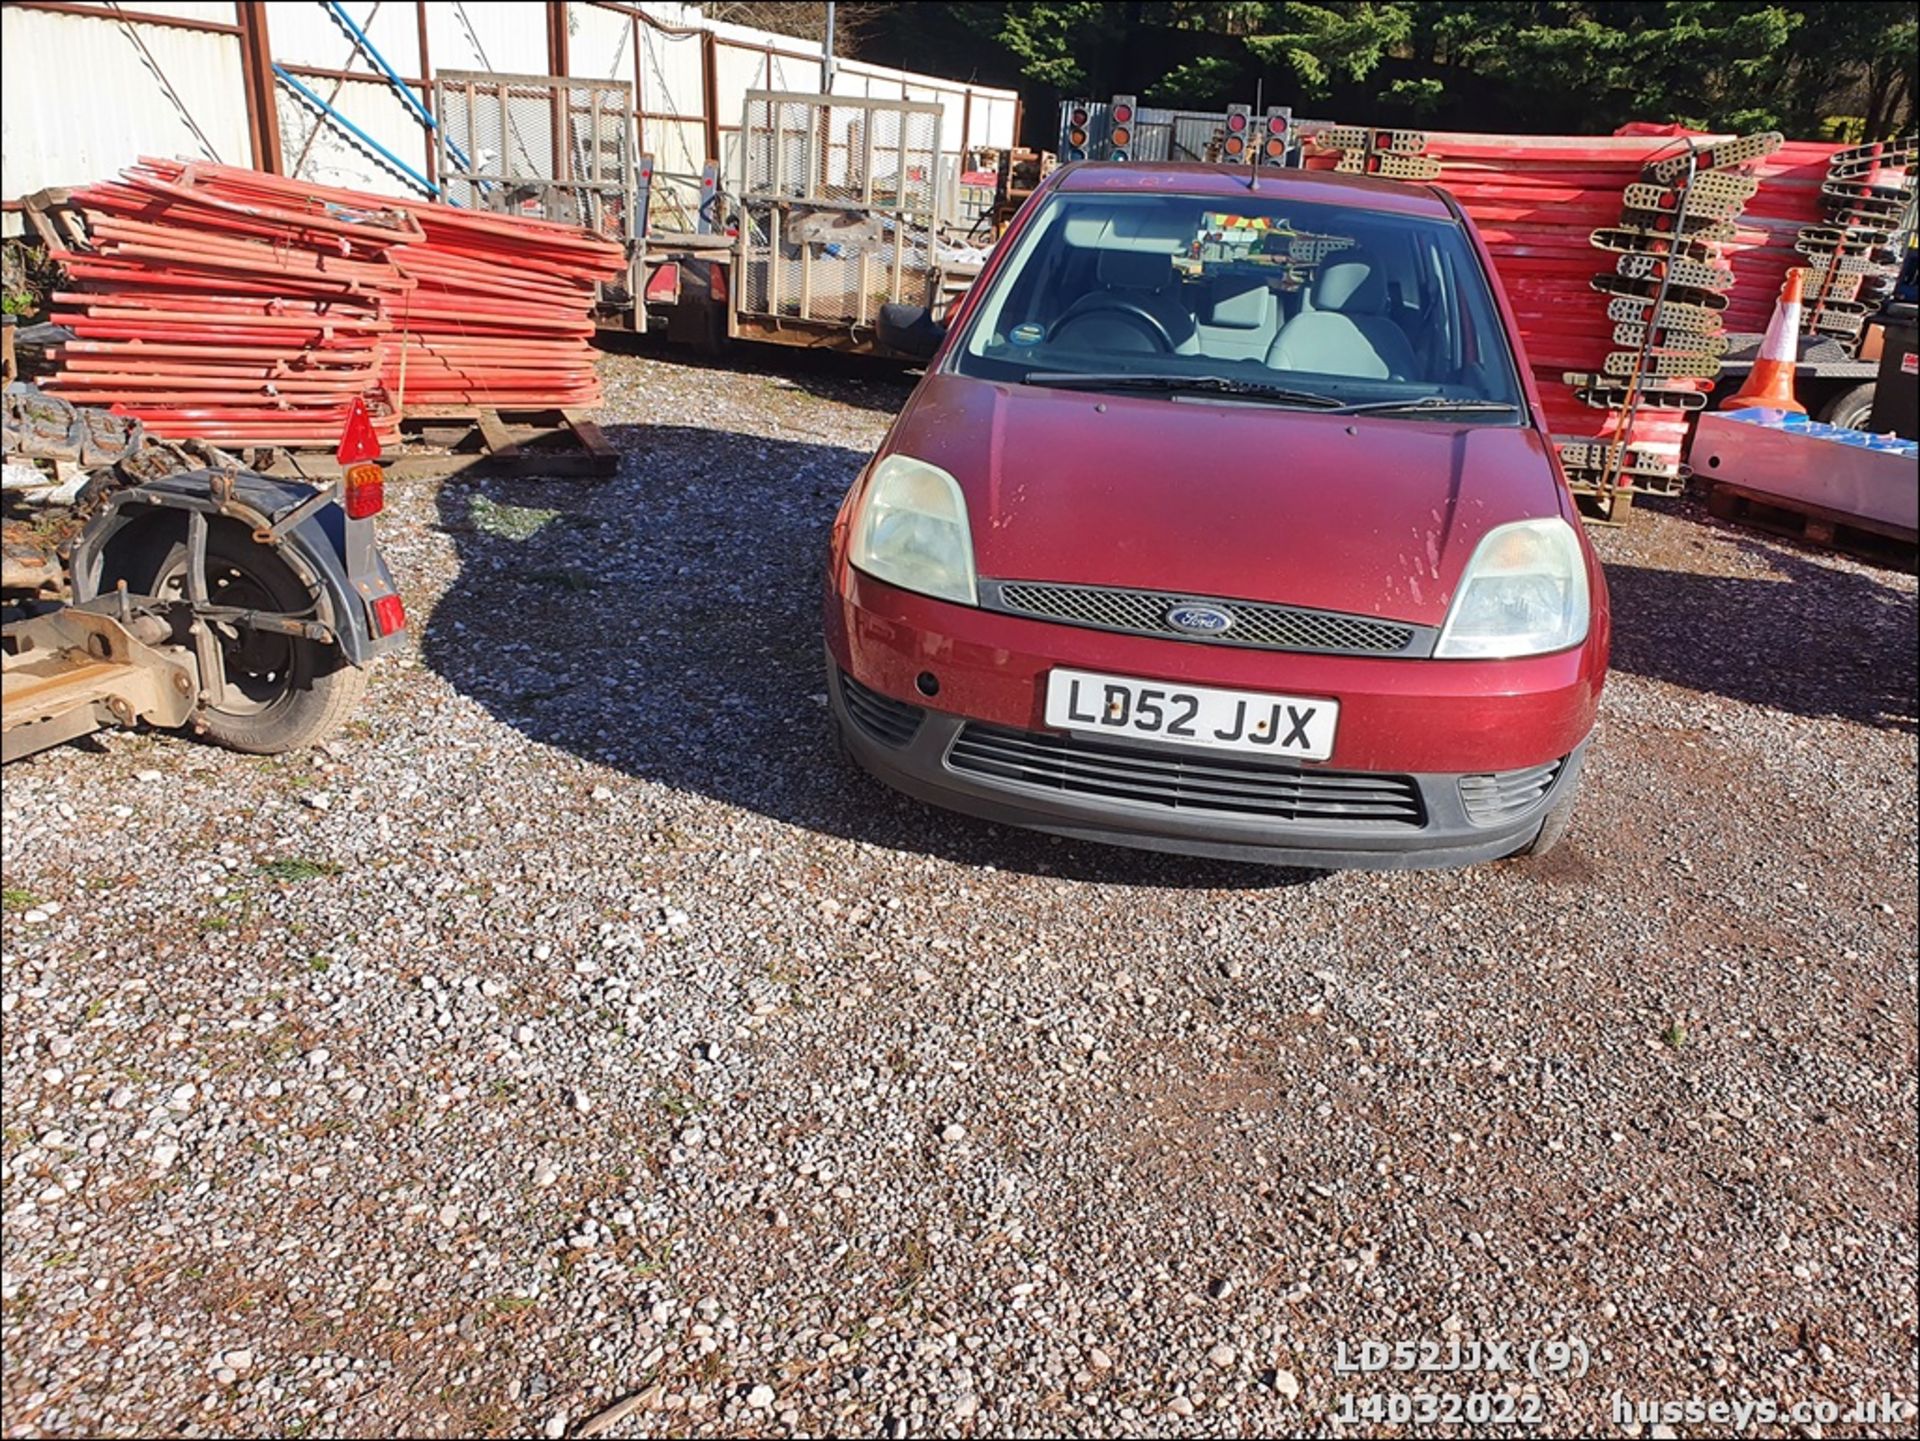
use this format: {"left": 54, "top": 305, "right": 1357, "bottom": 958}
{"left": 1223, "top": 104, "right": 1251, "bottom": 162}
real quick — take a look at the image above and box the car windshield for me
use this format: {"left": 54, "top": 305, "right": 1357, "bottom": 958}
{"left": 952, "top": 188, "right": 1524, "bottom": 419}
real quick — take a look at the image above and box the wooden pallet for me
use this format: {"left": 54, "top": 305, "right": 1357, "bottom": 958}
{"left": 400, "top": 406, "right": 616, "bottom": 480}
{"left": 271, "top": 407, "right": 617, "bottom": 483}
{"left": 18, "top": 187, "right": 89, "bottom": 253}
{"left": 1705, "top": 481, "right": 1918, "bottom": 569}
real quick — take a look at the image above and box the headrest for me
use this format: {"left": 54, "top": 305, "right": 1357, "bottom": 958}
{"left": 1205, "top": 277, "right": 1272, "bottom": 329}
{"left": 1097, "top": 248, "right": 1173, "bottom": 290}
{"left": 1313, "top": 248, "right": 1387, "bottom": 314}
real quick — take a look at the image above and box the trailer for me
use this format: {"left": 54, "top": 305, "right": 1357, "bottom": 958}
{"left": 3, "top": 397, "right": 405, "bottom": 764}
{"left": 1715, "top": 333, "right": 1881, "bottom": 427}
{"left": 431, "top": 71, "right": 982, "bottom": 357}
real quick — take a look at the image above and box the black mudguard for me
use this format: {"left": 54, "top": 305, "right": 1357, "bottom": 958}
{"left": 69, "top": 469, "right": 404, "bottom": 667}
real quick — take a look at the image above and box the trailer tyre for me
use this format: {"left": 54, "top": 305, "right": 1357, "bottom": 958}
{"left": 1817, "top": 382, "right": 1876, "bottom": 432}
{"left": 105, "top": 523, "right": 368, "bottom": 755}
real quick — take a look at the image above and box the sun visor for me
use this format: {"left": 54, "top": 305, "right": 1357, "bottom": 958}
{"left": 1059, "top": 201, "right": 1192, "bottom": 253}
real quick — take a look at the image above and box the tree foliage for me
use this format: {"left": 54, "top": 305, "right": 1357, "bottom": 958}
{"left": 1244, "top": 3, "right": 1412, "bottom": 96}
{"left": 856, "top": 1, "right": 1916, "bottom": 147}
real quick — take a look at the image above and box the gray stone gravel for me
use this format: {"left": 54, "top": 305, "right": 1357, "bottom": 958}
{"left": 2, "top": 346, "right": 1916, "bottom": 1438}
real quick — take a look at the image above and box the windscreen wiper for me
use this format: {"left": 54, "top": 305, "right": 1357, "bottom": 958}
{"left": 1022, "top": 372, "right": 1345, "bottom": 408}
{"left": 1328, "top": 395, "right": 1521, "bottom": 416}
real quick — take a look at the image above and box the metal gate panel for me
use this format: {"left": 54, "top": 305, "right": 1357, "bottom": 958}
{"left": 736, "top": 91, "right": 942, "bottom": 329}
{"left": 433, "top": 68, "right": 636, "bottom": 244}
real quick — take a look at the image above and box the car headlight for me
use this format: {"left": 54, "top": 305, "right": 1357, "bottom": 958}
{"left": 1435, "top": 517, "right": 1590, "bottom": 658}
{"left": 849, "top": 454, "right": 978, "bottom": 606}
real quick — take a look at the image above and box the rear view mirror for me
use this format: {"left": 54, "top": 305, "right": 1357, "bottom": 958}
{"left": 877, "top": 303, "right": 946, "bottom": 361}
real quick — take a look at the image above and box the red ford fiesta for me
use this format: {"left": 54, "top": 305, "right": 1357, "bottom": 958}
{"left": 826, "top": 162, "right": 1610, "bottom": 869}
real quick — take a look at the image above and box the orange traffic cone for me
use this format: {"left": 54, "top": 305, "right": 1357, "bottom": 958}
{"left": 1720, "top": 269, "right": 1806, "bottom": 412}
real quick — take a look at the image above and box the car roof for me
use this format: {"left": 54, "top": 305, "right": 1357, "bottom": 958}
{"left": 1053, "top": 161, "right": 1455, "bottom": 219}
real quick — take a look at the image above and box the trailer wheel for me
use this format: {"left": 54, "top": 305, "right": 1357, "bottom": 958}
{"left": 1817, "top": 382, "right": 1876, "bottom": 432}
{"left": 105, "top": 523, "right": 367, "bottom": 754}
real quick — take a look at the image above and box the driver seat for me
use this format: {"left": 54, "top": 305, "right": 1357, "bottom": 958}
{"left": 1266, "top": 248, "right": 1415, "bottom": 379}
{"left": 1052, "top": 249, "right": 1200, "bottom": 354}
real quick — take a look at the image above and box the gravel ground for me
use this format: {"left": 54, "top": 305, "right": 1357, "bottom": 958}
{"left": 3, "top": 346, "right": 1916, "bottom": 1439}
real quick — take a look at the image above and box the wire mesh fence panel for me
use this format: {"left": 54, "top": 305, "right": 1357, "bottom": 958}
{"left": 736, "top": 91, "right": 943, "bottom": 327}
{"left": 434, "top": 69, "right": 635, "bottom": 240}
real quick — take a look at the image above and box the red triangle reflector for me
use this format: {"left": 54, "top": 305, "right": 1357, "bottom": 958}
{"left": 336, "top": 396, "right": 382, "bottom": 464}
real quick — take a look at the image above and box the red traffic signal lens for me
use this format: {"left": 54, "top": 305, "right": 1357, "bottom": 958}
{"left": 1268, "top": 114, "right": 1289, "bottom": 135}
{"left": 1071, "top": 107, "right": 1089, "bottom": 126}
{"left": 1111, "top": 103, "right": 1133, "bottom": 124}
{"left": 1110, "top": 126, "right": 1131, "bottom": 148}
{"left": 1226, "top": 112, "right": 1248, "bottom": 132}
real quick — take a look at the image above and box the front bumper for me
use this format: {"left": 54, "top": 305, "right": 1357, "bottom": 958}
{"left": 824, "top": 566, "right": 1604, "bottom": 869}
{"left": 828, "top": 661, "right": 1590, "bottom": 871}
{"left": 827, "top": 568, "right": 1604, "bottom": 775}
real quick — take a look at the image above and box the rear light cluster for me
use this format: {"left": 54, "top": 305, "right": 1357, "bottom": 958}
{"left": 334, "top": 396, "right": 403, "bottom": 640}
{"left": 371, "top": 592, "right": 406, "bottom": 637}
{"left": 343, "top": 461, "right": 385, "bottom": 520}
{"left": 336, "top": 395, "right": 384, "bottom": 519}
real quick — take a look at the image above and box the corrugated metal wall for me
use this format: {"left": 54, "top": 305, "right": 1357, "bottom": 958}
{"left": 2, "top": 6, "right": 250, "bottom": 207}
{"left": 2, "top": 1, "right": 1018, "bottom": 236}
{"left": 273, "top": 3, "right": 430, "bottom": 197}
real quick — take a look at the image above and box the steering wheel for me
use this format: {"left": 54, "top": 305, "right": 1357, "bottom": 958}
{"left": 1051, "top": 296, "right": 1178, "bottom": 353}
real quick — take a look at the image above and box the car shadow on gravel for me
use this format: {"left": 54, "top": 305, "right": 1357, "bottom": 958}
{"left": 418, "top": 423, "right": 1318, "bottom": 890}
{"left": 1605, "top": 542, "right": 1918, "bottom": 733}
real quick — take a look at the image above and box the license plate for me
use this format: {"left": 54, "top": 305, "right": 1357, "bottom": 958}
{"left": 1043, "top": 668, "right": 1339, "bottom": 761}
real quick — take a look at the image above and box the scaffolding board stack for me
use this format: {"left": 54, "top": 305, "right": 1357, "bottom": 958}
{"left": 1794, "top": 136, "right": 1917, "bottom": 351}
{"left": 1554, "top": 133, "right": 1784, "bottom": 519}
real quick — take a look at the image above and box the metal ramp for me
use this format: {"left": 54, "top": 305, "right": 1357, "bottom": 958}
{"left": 735, "top": 91, "right": 944, "bottom": 335}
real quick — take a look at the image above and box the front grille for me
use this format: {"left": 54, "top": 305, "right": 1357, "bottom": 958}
{"left": 947, "top": 723, "right": 1425, "bottom": 829}
{"left": 1459, "top": 760, "right": 1563, "bottom": 825}
{"left": 841, "top": 672, "right": 924, "bottom": 747}
{"left": 986, "top": 581, "right": 1424, "bottom": 657}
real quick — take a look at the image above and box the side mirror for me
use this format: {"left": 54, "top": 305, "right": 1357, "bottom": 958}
{"left": 877, "top": 303, "right": 946, "bottom": 361}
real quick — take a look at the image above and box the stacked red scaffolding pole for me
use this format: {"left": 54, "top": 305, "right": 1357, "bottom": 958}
{"left": 1301, "top": 124, "right": 1844, "bottom": 515}
{"left": 1720, "top": 140, "right": 1838, "bottom": 334}
{"left": 384, "top": 208, "right": 615, "bottom": 410}
{"left": 43, "top": 160, "right": 625, "bottom": 445}
{"left": 44, "top": 161, "right": 416, "bottom": 445}
{"left": 1304, "top": 128, "right": 1705, "bottom": 508}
